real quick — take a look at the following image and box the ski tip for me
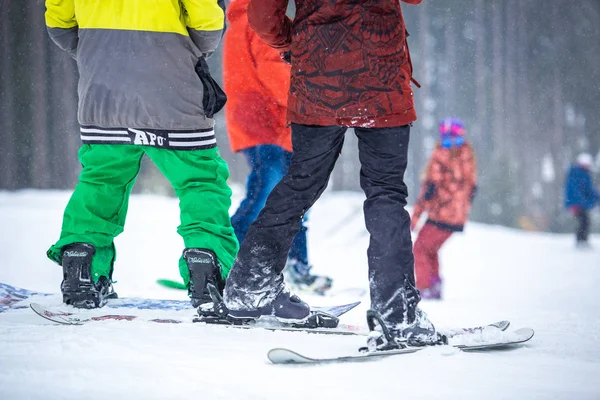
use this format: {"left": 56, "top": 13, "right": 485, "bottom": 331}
{"left": 156, "top": 279, "right": 187, "bottom": 290}
{"left": 514, "top": 327, "right": 535, "bottom": 340}
{"left": 457, "top": 327, "right": 535, "bottom": 351}
{"left": 268, "top": 348, "right": 312, "bottom": 364}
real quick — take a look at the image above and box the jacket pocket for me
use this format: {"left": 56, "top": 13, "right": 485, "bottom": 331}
{"left": 195, "top": 58, "right": 227, "bottom": 119}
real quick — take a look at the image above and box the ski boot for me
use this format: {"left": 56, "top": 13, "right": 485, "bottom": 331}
{"left": 283, "top": 258, "right": 333, "bottom": 295}
{"left": 184, "top": 248, "right": 225, "bottom": 308}
{"left": 61, "top": 243, "right": 117, "bottom": 309}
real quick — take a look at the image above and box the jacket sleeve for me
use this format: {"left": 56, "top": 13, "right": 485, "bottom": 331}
{"left": 247, "top": 0, "right": 293, "bottom": 51}
{"left": 181, "top": 0, "right": 225, "bottom": 55}
{"left": 45, "top": 0, "right": 78, "bottom": 59}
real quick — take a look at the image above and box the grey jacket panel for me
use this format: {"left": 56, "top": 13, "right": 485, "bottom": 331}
{"left": 189, "top": 29, "right": 223, "bottom": 54}
{"left": 77, "top": 29, "right": 212, "bottom": 130}
{"left": 47, "top": 27, "right": 78, "bottom": 59}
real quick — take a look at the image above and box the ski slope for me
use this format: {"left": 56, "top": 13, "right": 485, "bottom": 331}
{"left": 0, "top": 189, "right": 599, "bottom": 399}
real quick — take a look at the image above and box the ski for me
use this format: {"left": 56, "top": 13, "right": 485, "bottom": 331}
{"left": 268, "top": 327, "right": 535, "bottom": 364}
{"left": 269, "top": 347, "right": 422, "bottom": 364}
{"left": 452, "top": 328, "right": 534, "bottom": 351}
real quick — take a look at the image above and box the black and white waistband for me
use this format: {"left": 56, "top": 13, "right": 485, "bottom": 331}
{"left": 80, "top": 126, "right": 217, "bottom": 150}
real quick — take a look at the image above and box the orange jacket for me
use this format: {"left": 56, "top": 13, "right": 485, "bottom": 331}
{"left": 223, "top": 0, "right": 292, "bottom": 152}
{"left": 412, "top": 142, "right": 477, "bottom": 231}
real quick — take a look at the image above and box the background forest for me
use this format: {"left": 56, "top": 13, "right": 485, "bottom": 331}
{"left": 1, "top": 0, "right": 599, "bottom": 232}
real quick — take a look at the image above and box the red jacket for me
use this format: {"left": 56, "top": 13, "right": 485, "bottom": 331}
{"left": 412, "top": 143, "right": 477, "bottom": 231}
{"left": 223, "top": 0, "right": 292, "bottom": 153}
{"left": 247, "top": 0, "right": 422, "bottom": 128}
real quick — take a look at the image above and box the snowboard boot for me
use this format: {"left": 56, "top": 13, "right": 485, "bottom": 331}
{"left": 226, "top": 285, "right": 311, "bottom": 322}
{"left": 283, "top": 258, "right": 333, "bottom": 295}
{"left": 61, "top": 243, "right": 117, "bottom": 309}
{"left": 184, "top": 248, "right": 225, "bottom": 308}
{"left": 366, "top": 278, "right": 444, "bottom": 350}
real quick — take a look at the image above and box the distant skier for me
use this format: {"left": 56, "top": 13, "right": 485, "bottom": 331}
{"left": 222, "top": 0, "right": 442, "bottom": 347}
{"left": 564, "top": 153, "right": 599, "bottom": 248}
{"left": 44, "top": 0, "right": 238, "bottom": 308}
{"left": 223, "top": 0, "right": 332, "bottom": 294}
{"left": 411, "top": 118, "right": 477, "bottom": 300}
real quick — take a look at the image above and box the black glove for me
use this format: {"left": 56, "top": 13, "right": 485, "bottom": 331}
{"left": 470, "top": 185, "right": 478, "bottom": 204}
{"left": 195, "top": 57, "right": 227, "bottom": 118}
{"left": 423, "top": 182, "right": 436, "bottom": 201}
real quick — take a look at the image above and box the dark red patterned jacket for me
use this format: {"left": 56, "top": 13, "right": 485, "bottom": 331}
{"left": 247, "top": 0, "right": 423, "bottom": 128}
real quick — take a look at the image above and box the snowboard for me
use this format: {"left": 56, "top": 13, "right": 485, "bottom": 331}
{"left": 267, "top": 327, "right": 535, "bottom": 364}
{"left": 0, "top": 282, "right": 51, "bottom": 313}
{"left": 1, "top": 282, "right": 195, "bottom": 312}
{"left": 29, "top": 302, "right": 364, "bottom": 334}
{"left": 1, "top": 282, "right": 359, "bottom": 313}
{"left": 30, "top": 303, "right": 185, "bottom": 324}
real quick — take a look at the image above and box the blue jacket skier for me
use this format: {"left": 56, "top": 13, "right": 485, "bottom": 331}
{"left": 564, "top": 153, "right": 599, "bottom": 246}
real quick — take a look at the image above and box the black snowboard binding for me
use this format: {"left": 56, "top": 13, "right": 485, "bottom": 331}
{"left": 184, "top": 248, "right": 225, "bottom": 308}
{"left": 61, "top": 243, "right": 117, "bottom": 309}
{"left": 194, "top": 284, "right": 340, "bottom": 329}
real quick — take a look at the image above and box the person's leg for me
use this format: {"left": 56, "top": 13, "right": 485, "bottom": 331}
{"left": 579, "top": 209, "right": 590, "bottom": 243}
{"left": 231, "top": 145, "right": 287, "bottom": 244}
{"left": 287, "top": 225, "right": 308, "bottom": 265}
{"left": 413, "top": 224, "right": 437, "bottom": 290}
{"left": 282, "top": 149, "right": 309, "bottom": 265}
{"left": 47, "top": 144, "right": 144, "bottom": 282}
{"left": 419, "top": 224, "right": 453, "bottom": 299}
{"left": 225, "top": 124, "right": 346, "bottom": 313}
{"left": 354, "top": 125, "right": 417, "bottom": 326}
{"left": 575, "top": 210, "right": 583, "bottom": 243}
{"left": 281, "top": 150, "right": 333, "bottom": 294}
{"left": 428, "top": 226, "right": 453, "bottom": 280}
{"left": 145, "top": 147, "right": 239, "bottom": 286}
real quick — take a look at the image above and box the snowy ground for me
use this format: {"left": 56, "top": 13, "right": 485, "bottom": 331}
{"left": 0, "top": 189, "right": 599, "bottom": 399}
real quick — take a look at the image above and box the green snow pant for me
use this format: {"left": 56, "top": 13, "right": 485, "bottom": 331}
{"left": 47, "top": 144, "right": 239, "bottom": 285}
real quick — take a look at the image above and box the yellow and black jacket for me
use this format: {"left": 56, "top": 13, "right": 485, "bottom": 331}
{"left": 45, "top": 0, "right": 224, "bottom": 131}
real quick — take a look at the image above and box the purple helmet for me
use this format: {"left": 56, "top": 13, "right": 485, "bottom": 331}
{"left": 439, "top": 117, "right": 465, "bottom": 136}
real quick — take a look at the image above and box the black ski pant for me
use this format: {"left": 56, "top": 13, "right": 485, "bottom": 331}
{"left": 575, "top": 209, "right": 590, "bottom": 243}
{"left": 226, "top": 123, "right": 415, "bottom": 325}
